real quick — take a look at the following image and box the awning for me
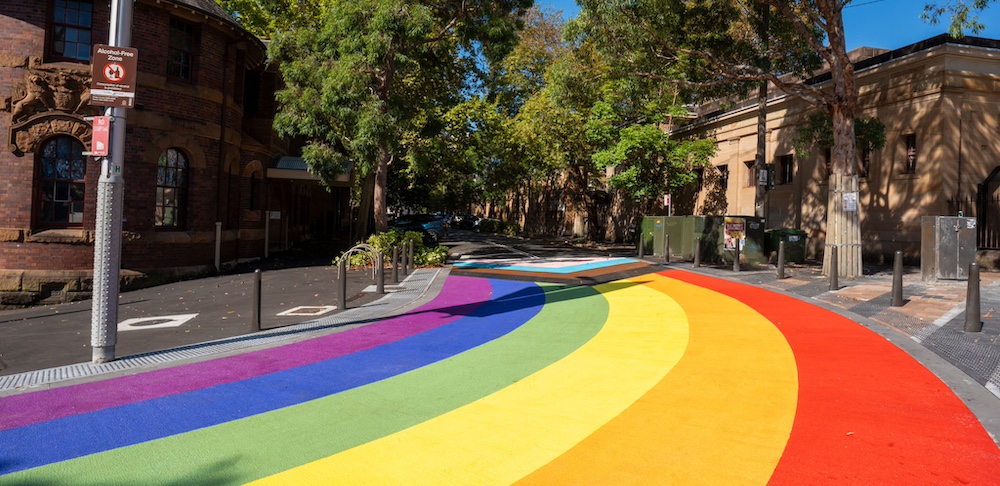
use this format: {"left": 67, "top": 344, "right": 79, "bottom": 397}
{"left": 267, "top": 156, "right": 351, "bottom": 185}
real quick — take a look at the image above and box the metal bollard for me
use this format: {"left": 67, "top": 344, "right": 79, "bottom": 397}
{"left": 891, "top": 250, "right": 904, "bottom": 307}
{"left": 777, "top": 241, "right": 786, "bottom": 280}
{"left": 408, "top": 240, "right": 415, "bottom": 273}
{"left": 664, "top": 234, "right": 670, "bottom": 264}
{"left": 376, "top": 251, "right": 385, "bottom": 294}
{"left": 829, "top": 246, "right": 839, "bottom": 291}
{"left": 693, "top": 237, "right": 701, "bottom": 267}
{"left": 337, "top": 257, "right": 348, "bottom": 310}
{"left": 392, "top": 246, "right": 399, "bottom": 284}
{"left": 733, "top": 242, "right": 741, "bottom": 272}
{"left": 965, "top": 262, "right": 982, "bottom": 332}
{"left": 251, "top": 269, "right": 261, "bottom": 331}
{"left": 401, "top": 243, "right": 409, "bottom": 276}
{"left": 638, "top": 233, "right": 645, "bottom": 259}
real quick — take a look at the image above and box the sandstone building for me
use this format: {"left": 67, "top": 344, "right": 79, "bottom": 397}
{"left": 674, "top": 35, "right": 1000, "bottom": 265}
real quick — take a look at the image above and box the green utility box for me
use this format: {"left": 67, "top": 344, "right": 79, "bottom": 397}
{"left": 637, "top": 215, "right": 667, "bottom": 256}
{"left": 766, "top": 228, "right": 808, "bottom": 264}
{"left": 638, "top": 215, "right": 766, "bottom": 265}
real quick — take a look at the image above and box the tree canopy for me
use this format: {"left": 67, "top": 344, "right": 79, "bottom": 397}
{"left": 268, "top": 0, "right": 531, "bottom": 234}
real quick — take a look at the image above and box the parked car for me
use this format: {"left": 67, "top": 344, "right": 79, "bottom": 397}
{"left": 389, "top": 214, "right": 449, "bottom": 244}
{"left": 451, "top": 214, "right": 480, "bottom": 230}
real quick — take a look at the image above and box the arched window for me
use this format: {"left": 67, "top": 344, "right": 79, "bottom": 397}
{"left": 37, "top": 136, "right": 86, "bottom": 226}
{"left": 156, "top": 148, "right": 188, "bottom": 228}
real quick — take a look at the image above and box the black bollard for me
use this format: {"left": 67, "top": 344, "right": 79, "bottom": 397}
{"left": 777, "top": 241, "right": 786, "bottom": 280}
{"left": 337, "top": 258, "right": 348, "bottom": 310}
{"left": 391, "top": 246, "right": 399, "bottom": 284}
{"left": 965, "top": 262, "right": 982, "bottom": 332}
{"left": 829, "top": 246, "right": 839, "bottom": 291}
{"left": 251, "top": 269, "right": 261, "bottom": 331}
{"left": 891, "top": 250, "right": 904, "bottom": 307}
{"left": 401, "top": 243, "right": 409, "bottom": 276}
{"left": 733, "top": 241, "right": 741, "bottom": 272}
{"left": 664, "top": 234, "right": 670, "bottom": 264}
{"left": 638, "top": 233, "right": 645, "bottom": 259}
{"left": 376, "top": 251, "right": 385, "bottom": 294}
{"left": 693, "top": 237, "right": 701, "bottom": 267}
{"left": 408, "top": 240, "right": 415, "bottom": 273}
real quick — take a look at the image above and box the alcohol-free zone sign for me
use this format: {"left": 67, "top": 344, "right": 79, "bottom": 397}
{"left": 90, "top": 44, "right": 138, "bottom": 108}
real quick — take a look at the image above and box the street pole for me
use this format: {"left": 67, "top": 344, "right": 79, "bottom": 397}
{"left": 91, "top": 0, "right": 133, "bottom": 364}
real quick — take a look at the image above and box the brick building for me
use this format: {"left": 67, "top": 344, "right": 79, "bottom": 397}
{"left": 1, "top": 0, "right": 348, "bottom": 305}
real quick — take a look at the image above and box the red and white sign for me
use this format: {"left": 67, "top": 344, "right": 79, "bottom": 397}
{"left": 103, "top": 63, "right": 126, "bottom": 83}
{"left": 91, "top": 116, "right": 111, "bottom": 156}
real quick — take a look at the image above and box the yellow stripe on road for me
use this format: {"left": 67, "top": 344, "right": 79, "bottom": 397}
{"left": 517, "top": 273, "right": 799, "bottom": 484}
{"left": 249, "top": 275, "right": 689, "bottom": 485}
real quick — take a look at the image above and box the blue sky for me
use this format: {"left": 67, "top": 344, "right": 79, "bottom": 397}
{"left": 536, "top": 0, "right": 1000, "bottom": 51}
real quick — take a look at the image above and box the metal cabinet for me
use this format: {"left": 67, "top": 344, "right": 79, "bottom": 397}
{"left": 921, "top": 216, "right": 977, "bottom": 281}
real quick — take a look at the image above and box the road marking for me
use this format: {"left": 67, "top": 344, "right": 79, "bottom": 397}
{"left": 276, "top": 306, "right": 337, "bottom": 317}
{"left": 117, "top": 314, "right": 198, "bottom": 331}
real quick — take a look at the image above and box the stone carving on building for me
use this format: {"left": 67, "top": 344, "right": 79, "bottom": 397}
{"left": 7, "top": 67, "right": 97, "bottom": 155}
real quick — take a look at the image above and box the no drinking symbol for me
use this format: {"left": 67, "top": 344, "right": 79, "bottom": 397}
{"left": 103, "top": 63, "right": 125, "bottom": 83}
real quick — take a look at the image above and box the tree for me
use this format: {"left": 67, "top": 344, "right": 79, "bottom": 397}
{"left": 269, "top": 0, "right": 530, "bottom": 236}
{"left": 578, "top": 0, "right": 867, "bottom": 277}
{"left": 214, "top": 0, "right": 322, "bottom": 38}
{"left": 923, "top": 0, "right": 997, "bottom": 36}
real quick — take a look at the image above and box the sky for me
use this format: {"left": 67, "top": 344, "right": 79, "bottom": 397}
{"left": 536, "top": 0, "right": 1000, "bottom": 51}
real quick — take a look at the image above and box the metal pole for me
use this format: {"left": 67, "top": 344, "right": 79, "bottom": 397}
{"left": 391, "top": 245, "right": 399, "bottom": 284}
{"left": 664, "top": 234, "right": 670, "bottom": 263}
{"left": 408, "top": 240, "right": 415, "bottom": 272}
{"left": 337, "top": 258, "right": 347, "bottom": 310}
{"left": 638, "top": 233, "right": 645, "bottom": 259}
{"left": 733, "top": 241, "right": 741, "bottom": 272}
{"left": 251, "top": 269, "right": 261, "bottom": 331}
{"left": 777, "top": 240, "right": 786, "bottom": 279}
{"left": 965, "top": 261, "right": 982, "bottom": 332}
{"left": 891, "top": 250, "right": 904, "bottom": 307}
{"left": 401, "top": 242, "right": 409, "bottom": 276}
{"left": 91, "top": 0, "right": 134, "bottom": 364}
{"left": 215, "top": 221, "right": 222, "bottom": 271}
{"left": 376, "top": 252, "right": 385, "bottom": 294}
{"left": 829, "top": 245, "right": 839, "bottom": 291}
{"left": 693, "top": 237, "right": 701, "bottom": 267}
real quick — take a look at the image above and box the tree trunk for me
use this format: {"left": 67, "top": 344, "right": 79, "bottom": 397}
{"left": 355, "top": 172, "right": 375, "bottom": 241}
{"left": 373, "top": 141, "right": 390, "bottom": 233}
{"left": 825, "top": 101, "right": 862, "bottom": 278}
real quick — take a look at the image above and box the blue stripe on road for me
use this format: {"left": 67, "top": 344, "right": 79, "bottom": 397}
{"left": 0, "top": 280, "right": 545, "bottom": 475}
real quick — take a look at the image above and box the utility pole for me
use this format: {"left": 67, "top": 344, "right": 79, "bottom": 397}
{"left": 91, "top": 0, "right": 134, "bottom": 363}
{"left": 754, "top": 4, "right": 770, "bottom": 219}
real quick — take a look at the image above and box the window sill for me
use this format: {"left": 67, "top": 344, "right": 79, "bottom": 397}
{"left": 25, "top": 229, "right": 91, "bottom": 244}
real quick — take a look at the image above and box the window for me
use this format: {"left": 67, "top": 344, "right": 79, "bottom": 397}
{"left": 823, "top": 148, "right": 832, "bottom": 179}
{"left": 167, "top": 17, "right": 195, "bottom": 80}
{"left": 717, "top": 165, "right": 729, "bottom": 191}
{"left": 249, "top": 173, "right": 261, "bottom": 210}
{"left": 50, "top": 0, "right": 93, "bottom": 62}
{"left": 695, "top": 168, "right": 704, "bottom": 190}
{"left": 37, "top": 136, "right": 86, "bottom": 226}
{"left": 156, "top": 149, "right": 188, "bottom": 228}
{"left": 904, "top": 134, "right": 917, "bottom": 173}
{"left": 859, "top": 149, "right": 871, "bottom": 178}
{"left": 744, "top": 161, "right": 756, "bottom": 187}
{"left": 778, "top": 155, "right": 794, "bottom": 185}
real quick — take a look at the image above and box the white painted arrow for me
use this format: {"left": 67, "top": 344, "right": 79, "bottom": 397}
{"left": 117, "top": 313, "right": 199, "bottom": 332}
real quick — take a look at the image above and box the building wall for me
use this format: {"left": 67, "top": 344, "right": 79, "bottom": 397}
{"left": 0, "top": 0, "right": 307, "bottom": 305}
{"left": 677, "top": 38, "right": 1000, "bottom": 263}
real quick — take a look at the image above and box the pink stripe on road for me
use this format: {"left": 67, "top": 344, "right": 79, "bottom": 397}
{"left": 0, "top": 276, "right": 491, "bottom": 431}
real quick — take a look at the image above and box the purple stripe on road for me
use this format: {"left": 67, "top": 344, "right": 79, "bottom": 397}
{"left": 0, "top": 276, "right": 491, "bottom": 431}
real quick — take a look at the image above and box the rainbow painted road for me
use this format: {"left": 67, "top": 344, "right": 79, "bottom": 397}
{"left": 2, "top": 270, "right": 999, "bottom": 484}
